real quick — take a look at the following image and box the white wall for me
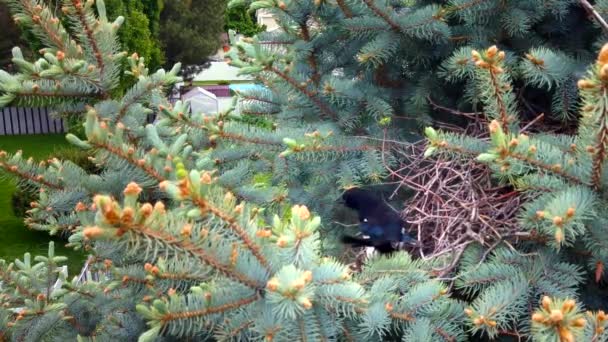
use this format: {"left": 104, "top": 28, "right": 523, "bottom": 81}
{"left": 218, "top": 97, "right": 234, "bottom": 113}
{"left": 256, "top": 9, "right": 280, "bottom": 31}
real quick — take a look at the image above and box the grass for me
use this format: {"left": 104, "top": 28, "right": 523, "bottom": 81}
{"left": 0, "top": 134, "right": 87, "bottom": 275}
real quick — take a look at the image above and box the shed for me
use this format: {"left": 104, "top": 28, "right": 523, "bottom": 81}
{"left": 182, "top": 87, "right": 219, "bottom": 115}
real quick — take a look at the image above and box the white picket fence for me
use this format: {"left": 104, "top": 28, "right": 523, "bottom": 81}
{"left": 76, "top": 255, "right": 111, "bottom": 283}
{"left": 0, "top": 107, "right": 67, "bottom": 135}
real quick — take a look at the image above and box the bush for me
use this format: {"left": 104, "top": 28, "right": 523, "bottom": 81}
{"left": 50, "top": 146, "right": 101, "bottom": 175}
{"left": 10, "top": 184, "right": 36, "bottom": 218}
{"left": 11, "top": 146, "right": 99, "bottom": 219}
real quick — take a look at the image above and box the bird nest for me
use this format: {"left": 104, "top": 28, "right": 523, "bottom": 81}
{"left": 380, "top": 125, "right": 526, "bottom": 276}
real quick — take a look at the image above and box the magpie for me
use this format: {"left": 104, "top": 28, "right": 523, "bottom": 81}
{"left": 340, "top": 187, "right": 417, "bottom": 254}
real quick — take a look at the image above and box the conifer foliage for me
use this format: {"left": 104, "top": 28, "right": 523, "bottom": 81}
{"left": 424, "top": 42, "right": 608, "bottom": 341}
{"left": 218, "top": 0, "right": 603, "bottom": 231}
{"left": 2, "top": 0, "right": 608, "bottom": 341}
{"left": 220, "top": 2, "right": 608, "bottom": 339}
{"left": 0, "top": 0, "right": 462, "bottom": 340}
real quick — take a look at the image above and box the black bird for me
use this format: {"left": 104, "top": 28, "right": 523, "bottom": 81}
{"left": 340, "top": 187, "right": 417, "bottom": 254}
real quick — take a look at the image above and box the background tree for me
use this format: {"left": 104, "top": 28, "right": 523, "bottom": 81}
{"left": 0, "top": 2, "right": 27, "bottom": 69}
{"left": 103, "top": 0, "right": 164, "bottom": 71}
{"left": 0, "top": 0, "right": 59, "bottom": 68}
{"left": 159, "top": 0, "right": 226, "bottom": 68}
{"left": 101, "top": 0, "right": 164, "bottom": 97}
{"left": 224, "top": 2, "right": 265, "bottom": 37}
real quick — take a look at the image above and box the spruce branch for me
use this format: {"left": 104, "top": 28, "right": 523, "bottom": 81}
{"left": 259, "top": 40, "right": 294, "bottom": 45}
{"left": 0, "top": 152, "right": 64, "bottom": 190}
{"left": 586, "top": 310, "right": 608, "bottom": 341}
{"left": 95, "top": 218, "right": 265, "bottom": 290}
{"left": 0, "top": 162, "right": 62, "bottom": 190}
{"left": 268, "top": 66, "right": 338, "bottom": 121}
{"left": 335, "top": 0, "right": 353, "bottom": 18}
{"left": 507, "top": 149, "right": 585, "bottom": 185}
{"left": 299, "top": 23, "right": 321, "bottom": 86}
{"left": 241, "top": 109, "right": 279, "bottom": 115}
{"left": 25, "top": 219, "right": 75, "bottom": 234}
{"left": 34, "top": 68, "right": 106, "bottom": 92}
{"left": 280, "top": 133, "right": 378, "bottom": 159}
{"left": 282, "top": 144, "right": 375, "bottom": 155}
{"left": 239, "top": 94, "right": 280, "bottom": 106}
{"left": 11, "top": 0, "right": 72, "bottom": 53}
{"left": 90, "top": 141, "right": 165, "bottom": 183}
{"left": 588, "top": 92, "right": 608, "bottom": 189}
{"left": 114, "top": 77, "right": 168, "bottom": 124}
{"left": 0, "top": 264, "right": 39, "bottom": 301}
{"left": 361, "top": 0, "right": 401, "bottom": 32}
{"left": 531, "top": 296, "right": 587, "bottom": 341}
{"left": 153, "top": 269, "right": 209, "bottom": 283}
{"left": 400, "top": 14, "right": 441, "bottom": 33}
{"left": 66, "top": 0, "right": 105, "bottom": 74}
{"left": 217, "top": 130, "right": 284, "bottom": 146}
{"left": 448, "top": 0, "right": 488, "bottom": 13}
{"left": 193, "top": 197, "right": 271, "bottom": 271}
{"left": 471, "top": 46, "right": 513, "bottom": 133}
{"left": 15, "top": 89, "right": 106, "bottom": 100}
{"left": 489, "top": 72, "right": 510, "bottom": 133}
{"left": 224, "top": 320, "right": 255, "bottom": 339}
{"left": 157, "top": 294, "right": 259, "bottom": 322}
{"left": 425, "top": 139, "right": 481, "bottom": 157}
{"left": 389, "top": 310, "right": 457, "bottom": 341}
{"left": 121, "top": 274, "right": 152, "bottom": 287}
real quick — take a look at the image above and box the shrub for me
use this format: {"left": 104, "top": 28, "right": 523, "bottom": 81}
{"left": 11, "top": 146, "right": 99, "bottom": 220}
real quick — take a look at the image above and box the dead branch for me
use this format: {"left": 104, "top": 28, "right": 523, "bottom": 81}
{"left": 579, "top": 0, "right": 608, "bottom": 34}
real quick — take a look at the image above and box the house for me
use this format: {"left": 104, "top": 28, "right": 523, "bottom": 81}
{"left": 187, "top": 61, "right": 255, "bottom": 112}
{"left": 182, "top": 10, "right": 278, "bottom": 114}
{"left": 256, "top": 9, "right": 280, "bottom": 31}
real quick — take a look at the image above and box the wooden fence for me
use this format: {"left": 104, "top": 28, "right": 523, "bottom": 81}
{"left": 0, "top": 107, "right": 67, "bottom": 135}
{"left": 0, "top": 92, "right": 185, "bottom": 136}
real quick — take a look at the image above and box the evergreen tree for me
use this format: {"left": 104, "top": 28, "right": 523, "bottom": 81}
{"left": 3, "top": 0, "right": 608, "bottom": 341}
{"left": 0, "top": 2, "right": 27, "bottom": 68}
{"left": 423, "top": 42, "right": 608, "bottom": 341}
{"left": 225, "top": 3, "right": 265, "bottom": 37}
{"left": 0, "top": 0, "right": 462, "bottom": 340}
{"left": 159, "top": 0, "right": 227, "bottom": 67}
{"left": 103, "top": 0, "right": 164, "bottom": 71}
{"left": 216, "top": 0, "right": 604, "bottom": 252}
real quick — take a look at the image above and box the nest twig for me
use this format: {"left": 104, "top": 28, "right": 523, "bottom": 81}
{"left": 379, "top": 125, "right": 525, "bottom": 276}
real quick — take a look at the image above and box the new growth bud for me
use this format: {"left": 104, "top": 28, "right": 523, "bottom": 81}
{"left": 124, "top": 182, "right": 142, "bottom": 196}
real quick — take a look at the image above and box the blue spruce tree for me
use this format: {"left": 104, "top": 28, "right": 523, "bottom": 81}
{"left": 1, "top": 0, "right": 608, "bottom": 340}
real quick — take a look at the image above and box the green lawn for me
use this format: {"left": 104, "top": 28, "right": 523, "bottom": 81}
{"left": 0, "top": 134, "right": 87, "bottom": 275}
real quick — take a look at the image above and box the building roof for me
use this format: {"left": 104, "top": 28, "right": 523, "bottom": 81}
{"left": 191, "top": 61, "right": 254, "bottom": 85}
